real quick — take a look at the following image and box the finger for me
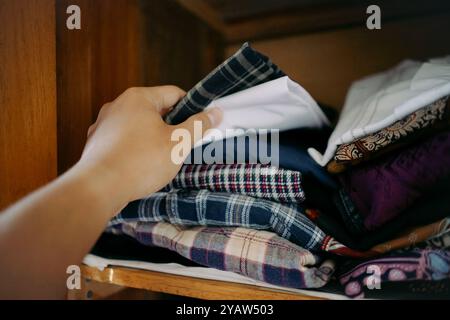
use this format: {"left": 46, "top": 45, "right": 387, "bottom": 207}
{"left": 137, "top": 85, "right": 186, "bottom": 116}
{"left": 87, "top": 123, "right": 97, "bottom": 139}
{"left": 95, "top": 102, "right": 111, "bottom": 121}
{"left": 175, "top": 107, "right": 223, "bottom": 146}
{"left": 157, "top": 85, "right": 186, "bottom": 115}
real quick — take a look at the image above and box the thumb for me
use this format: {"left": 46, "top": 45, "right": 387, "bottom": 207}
{"left": 176, "top": 107, "right": 223, "bottom": 146}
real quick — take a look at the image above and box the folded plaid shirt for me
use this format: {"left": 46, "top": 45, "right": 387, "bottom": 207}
{"left": 107, "top": 221, "right": 335, "bottom": 289}
{"left": 111, "top": 189, "right": 360, "bottom": 256}
{"left": 163, "top": 164, "right": 305, "bottom": 203}
{"left": 164, "top": 42, "right": 285, "bottom": 125}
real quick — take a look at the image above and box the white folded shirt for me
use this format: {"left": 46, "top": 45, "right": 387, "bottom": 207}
{"left": 308, "top": 57, "right": 450, "bottom": 166}
{"left": 196, "top": 76, "right": 330, "bottom": 147}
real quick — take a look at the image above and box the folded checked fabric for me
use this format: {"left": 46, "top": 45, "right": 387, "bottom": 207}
{"left": 107, "top": 222, "right": 335, "bottom": 289}
{"left": 186, "top": 128, "right": 338, "bottom": 213}
{"left": 112, "top": 187, "right": 449, "bottom": 259}
{"left": 164, "top": 42, "right": 285, "bottom": 125}
{"left": 111, "top": 189, "right": 362, "bottom": 256}
{"left": 309, "top": 57, "right": 450, "bottom": 167}
{"left": 338, "top": 229, "right": 450, "bottom": 299}
{"left": 327, "top": 95, "right": 450, "bottom": 173}
{"left": 339, "top": 130, "right": 450, "bottom": 230}
{"left": 164, "top": 164, "right": 305, "bottom": 203}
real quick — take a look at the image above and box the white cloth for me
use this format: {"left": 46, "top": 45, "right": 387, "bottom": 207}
{"left": 83, "top": 254, "right": 348, "bottom": 300}
{"left": 197, "top": 76, "right": 330, "bottom": 147}
{"left": 429, "top": 55, "right": 450, "bottom": 65}
{"left": 308, "top": 57, "right": 450, "bottom": 166}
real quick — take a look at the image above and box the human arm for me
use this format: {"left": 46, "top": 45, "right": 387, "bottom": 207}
{"left": 0, "top": 86, "right": 222, "bottom": 299}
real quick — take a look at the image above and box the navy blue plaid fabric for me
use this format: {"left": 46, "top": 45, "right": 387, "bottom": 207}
{"left": 164, "top": 42, "right": 285, "bottom": 125}
{"left": 110, "top": 189, "right": 329, "bottom": 251}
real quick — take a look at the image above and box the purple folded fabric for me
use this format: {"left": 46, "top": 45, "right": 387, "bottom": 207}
{"left": 339, "top": 131, "right": 450, "bottom": 230}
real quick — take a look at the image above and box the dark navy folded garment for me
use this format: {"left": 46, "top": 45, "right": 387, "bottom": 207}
{"left": 185, "top": 128, "right": 338, "bottom": 213}
{"left": 91, "top": 232, "right": 199, "bottom": 267}
{"left": 186, "top": 128, "right": 336, "bottom": 186}
{"left": 164, "top": 42, "right": 285, "bottom": 125}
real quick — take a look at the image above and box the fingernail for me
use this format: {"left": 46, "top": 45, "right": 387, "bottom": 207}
{"left": 206, "top": 107, "right": 223, "bottom": 127}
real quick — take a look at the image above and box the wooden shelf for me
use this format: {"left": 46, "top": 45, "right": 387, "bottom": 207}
{"left": 80, "top": 265, "right": 325, "bottom": 300}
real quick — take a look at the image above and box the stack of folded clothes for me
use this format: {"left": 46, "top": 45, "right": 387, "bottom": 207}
{"left": 309, "top": 56, "right": 450, "bottom": 298}
{"left": 98, "top": 44, "right": 450, "bottom": 299}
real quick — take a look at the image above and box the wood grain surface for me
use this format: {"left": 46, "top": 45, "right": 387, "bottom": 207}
{"left": 0, "top": 0, "right": 57, "bottom": 209}
{"left": 56, "top": 0, "right": 224, "bottom": 173}
{"left": 81, "top": 265, "right": 325, "bottom": 300}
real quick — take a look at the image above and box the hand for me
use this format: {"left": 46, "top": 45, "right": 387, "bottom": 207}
{"left": 1, "top": 85, "right": 224, "bottom": 298}
{"left": 76, "top": 86, "right": 222, "bottom": 213}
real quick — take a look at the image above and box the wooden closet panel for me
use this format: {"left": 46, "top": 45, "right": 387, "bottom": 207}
{"left": 139, "top": 0, "right": 224, "bottom": 90}
{"left": 56, "top": 0, "right": 224, "bottom": 173}
{"left": 56, "top": 0, "right": 143, "bottom": 173}
{"left": 0, "top": 0, "right": 57, "bottom": 209}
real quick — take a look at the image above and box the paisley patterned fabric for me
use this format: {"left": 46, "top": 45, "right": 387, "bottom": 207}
{"left": 339, "top": 226, "right": 450, "bottom": 298}
{"left": 305, "top": 206, "right": 450, "bottom": 258}
{"left": 328, "top": 96, "right": 450, "bottom": 173}
{"left": 366, "top": 218, "right": 450, "bottom": 256}
{"left": 339, "top": 248, "right": 450, "bottom": 299}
